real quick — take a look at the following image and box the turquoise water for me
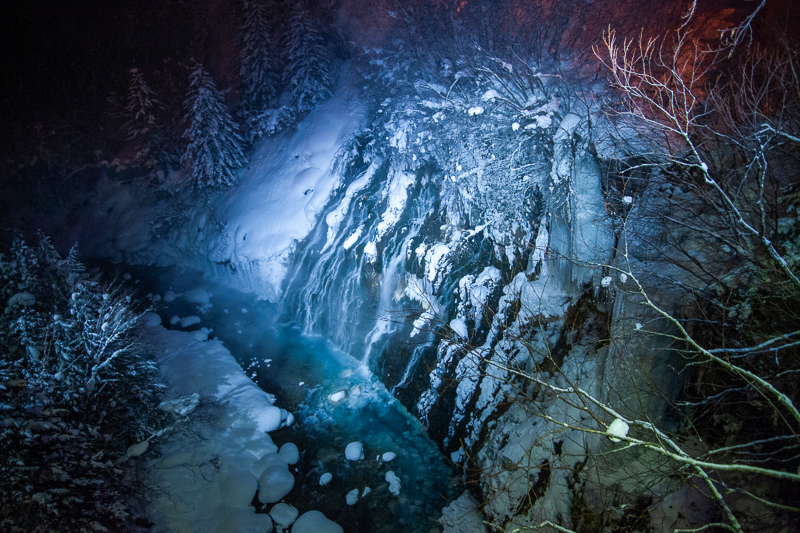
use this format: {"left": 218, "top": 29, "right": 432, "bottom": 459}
{"left": 129, "top": 266, "right": 458, "bottom": 532}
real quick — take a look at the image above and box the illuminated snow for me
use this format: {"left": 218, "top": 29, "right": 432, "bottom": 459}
{"left": 206, "top": 67, "right": 366, "bottom": 300}
{"left": 607, "top": 418, "right": 630, "bottom": 442}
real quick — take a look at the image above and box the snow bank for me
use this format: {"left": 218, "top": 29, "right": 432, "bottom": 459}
{"left": 141, "top": 325, "right": 294, "bottom": 531}
{"left": 205, "top": 64, "right": 366, "bottom": 301}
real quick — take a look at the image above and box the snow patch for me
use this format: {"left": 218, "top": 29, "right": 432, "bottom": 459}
{"left": 342, "top": 225, "right": 363, "bottom": 250}
{"left": 323, "top": 160, "right": 381, "bottom": 251}
{"left": 607, "top": 418, "right": 630, "bottom": 443}
{"left": 375, "top": 168, "right": 416, "bottom": 240}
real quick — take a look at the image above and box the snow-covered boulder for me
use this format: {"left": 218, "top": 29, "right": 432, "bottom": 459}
{"left": 183, "top": 287, "right": 211, "bottom": 304}
{"left": 292, "top": 511, "right": 343, "bottom": 533}
{"left": 385, "top": 471, "right": 401, "bottom": 496}
{"left": 345, "top": 441, "right": 364, "bottom": 461}
{"left": 269, "top": 503, "right": 299, "bottom": 531}
{"left": 381, "top": 452, "right": 397, "bottom": 462}
{"left": 258, "top": 465, "right": 295, "bottom": 503}
{"left": 278, "top": 442, "right": 299, "bottom": 465}
{"left": 180, "top": 315, "right": 201, "bottom": 328}
{"left": 319, "top": 472, "right": 333, "bottom": 486}
{"left": 250, "top": 452, "right": 287, "bottom": 478}
{"left": 142, "top": 312, "right": 162, "bottom": 327}
{"left": 328, "top": 389, "right": 348, "bottom": 403}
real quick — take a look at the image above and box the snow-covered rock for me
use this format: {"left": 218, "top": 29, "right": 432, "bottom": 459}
{"left": 292, "top": 511, "right": 343, "bottom": 533}
{"left": 319, "top": 472, "right": 333, "bottom": 486}
{"left": 345, "top": 441, "right": 364, "bottom": 461}
{"left": 250, "top": 453, "right": 288, "bottom": 478}
{"left": 180, "top": 315, "right": 201, "bottom": 328}
{"left": 142, "top": 312, "right": 162, "bottom": 327}
{"left": 380, "top": 451, "right": 396, "bottom": 462}
{"left": 449, "top": 318, "right": 468, "bottom": 339}
{"left": 158, "top": 393, "right": 200, "bottom": 417}
{"left": 440, "top": 491, "right": 487, "bottom": 533}
{"left": 258, "top": 466, "right": 295, "bottom": 503}
{"left": 269, "top": 503, "right": 299, "bottom": 531}
{"left": 328, "top": 389, "right": 348, "bottom": 403}
{"left": 385, "top": 471, "right": 401, "bottom": 496}
{"left": 278, "top": 443, "right": 300, "bottom": 465}
{"left": 183, "top": 287, "right": 211, "bottom": 304}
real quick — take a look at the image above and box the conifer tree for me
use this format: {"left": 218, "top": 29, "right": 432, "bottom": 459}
{"left": 284, "top": 0, "right": 332, "bottom": 112}
{"left": 240, "top": 0, "right": 279, "bottom": 114}
{"left": 123, "top": 67, "right": 162, "bottom": 143}
{"left": 181, "top": 62, "right": 247, "bottom": 189}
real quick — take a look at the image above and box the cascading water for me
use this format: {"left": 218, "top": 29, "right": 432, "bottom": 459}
{"left": 122, "top": 264, "right": 459, "bottom": 532}
{"left": 283, "top": 158, "right": 442, "bottom": 384}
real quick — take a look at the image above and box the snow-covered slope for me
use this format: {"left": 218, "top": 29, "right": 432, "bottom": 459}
{"left": 202, "top": 65, "right": 366, "bottom": 300}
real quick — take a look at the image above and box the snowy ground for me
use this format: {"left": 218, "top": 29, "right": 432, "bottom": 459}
{"left": 139, "top": 319, "right": 342, "bottom": 533}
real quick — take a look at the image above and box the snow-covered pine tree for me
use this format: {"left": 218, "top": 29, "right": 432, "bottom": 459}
{"left": 240, "top": 0, "right": 279, "bottom": 115}
{"left": 123, "top": 67, "right": 162, "bottom": 143}
{"left": 181, "top": 62, "right": 247, "bottom": 189}
{"left": 284, "top": 0, "right": 332, "bottom": 112}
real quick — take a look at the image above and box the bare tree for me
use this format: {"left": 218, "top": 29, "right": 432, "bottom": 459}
{"left": 437, "top": 10, "right": 800, "bottom": 533}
